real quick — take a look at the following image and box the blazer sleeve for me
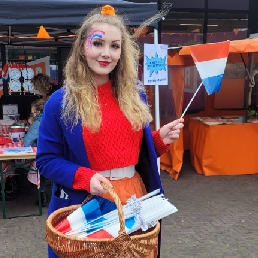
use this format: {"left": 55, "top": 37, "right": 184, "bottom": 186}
{"left": 36, "top": 90, "right": 89, "bottom": 190}
{"left": 23, "top": 119, "right": 40, "bottom": 147}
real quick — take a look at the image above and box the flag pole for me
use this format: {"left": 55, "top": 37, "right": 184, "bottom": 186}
{"left": 153, "top": 28, "right": 161, "bottom": 174}
{"left": 181, "top": 82, "right": 203, "bottom": 118}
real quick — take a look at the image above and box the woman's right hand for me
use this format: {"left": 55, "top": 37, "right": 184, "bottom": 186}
{"left": 90, "top": 173, "right": 112, "bottom": 195}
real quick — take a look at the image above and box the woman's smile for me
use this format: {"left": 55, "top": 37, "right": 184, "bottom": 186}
{"left": 97, "top": 61, "right": 111, "bottom": 66}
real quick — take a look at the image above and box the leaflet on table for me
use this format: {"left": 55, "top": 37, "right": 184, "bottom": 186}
{"left": 1, "top": 146, "right": 33, "bottom": 154}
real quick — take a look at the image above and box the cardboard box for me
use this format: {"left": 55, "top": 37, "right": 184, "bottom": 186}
{"left": 2, "top": 104, "right": 18, "bottom": 115}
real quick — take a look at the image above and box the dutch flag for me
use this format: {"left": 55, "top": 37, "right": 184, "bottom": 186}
{"left": 190, "top": 41, "right": 230, "bottom": 95}
{"left": 55, "top": 197, "right": 117, "bottom": 236}
{"left": 55, "top": 198, "right": 136, "bottom": 238}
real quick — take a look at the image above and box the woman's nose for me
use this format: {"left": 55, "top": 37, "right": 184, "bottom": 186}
{"left": 101, "top": 47, "right": 110, "bottom": 58}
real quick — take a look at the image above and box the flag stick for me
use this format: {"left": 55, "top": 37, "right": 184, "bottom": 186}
{"left": 181, "top": 82, "right": 203, "bottom": 118}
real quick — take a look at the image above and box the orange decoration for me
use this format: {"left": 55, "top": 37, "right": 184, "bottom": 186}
{"left": 101, "top": 5, "right": 115, "bottom": 16}
{"left": 37, "top": 26, "right": 51, "bottom": 39}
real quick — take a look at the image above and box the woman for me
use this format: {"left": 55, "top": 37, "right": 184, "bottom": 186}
{"left": 24, "top": 99, "right": 48, "bottom": 206}
{"left": 24, "top": 99, "right": 46, "bottom": 147}
{"left": 31, "top": 73, "right": 53, "bottom": 100}
{"left": 36, "top": 5, "right": 184, "bottom": 258}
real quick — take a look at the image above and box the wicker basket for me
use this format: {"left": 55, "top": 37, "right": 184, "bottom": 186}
{"left": 46, "top": 183, "right": 160, "bottom": 258}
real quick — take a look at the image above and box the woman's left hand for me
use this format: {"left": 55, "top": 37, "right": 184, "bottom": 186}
{"left": 159, "top": 118, "right": 184, "bottom": 145}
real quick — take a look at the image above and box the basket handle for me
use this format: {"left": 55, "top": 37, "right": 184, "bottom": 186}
{"left": 101, "top": 183, "right": 127, "bottom": 236}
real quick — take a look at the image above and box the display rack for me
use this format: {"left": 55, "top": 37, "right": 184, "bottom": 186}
{"left": 3, "top": 46, "right": 58, "bottom": 95}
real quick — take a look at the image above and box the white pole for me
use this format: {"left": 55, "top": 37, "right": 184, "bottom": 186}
{"left": 154, "top": 28, "right": 160, "bottom": 173}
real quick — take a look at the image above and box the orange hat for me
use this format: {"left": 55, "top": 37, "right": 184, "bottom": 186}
{"left": 101, "top": 5, "right": 115, "bottom": 16}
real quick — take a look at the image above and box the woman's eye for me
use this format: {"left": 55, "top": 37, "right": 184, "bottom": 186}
{"left": 92, "top": 41, "right": 102, "bottom": 47}
{"left": 111, "top": 44, "right": 120, "bottom": 49}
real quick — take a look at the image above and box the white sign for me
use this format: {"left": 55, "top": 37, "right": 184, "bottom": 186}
{"left": 144, "top": 44, "right": 168, "bottom": 85}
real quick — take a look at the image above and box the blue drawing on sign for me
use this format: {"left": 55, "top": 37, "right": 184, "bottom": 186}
{"left": 145, "top": 53, "right": 166, "bottom": 77}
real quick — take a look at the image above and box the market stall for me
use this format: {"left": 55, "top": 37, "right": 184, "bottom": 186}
{"left": 159, "top": 38, "right": 258, "bottom": 179}
{"left": 189, "top": 117, "right": 258, "bottom": 176}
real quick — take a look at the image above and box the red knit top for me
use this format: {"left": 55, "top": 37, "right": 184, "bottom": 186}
{"left": 73, "top": 81, "right": 170, "bottom": 192}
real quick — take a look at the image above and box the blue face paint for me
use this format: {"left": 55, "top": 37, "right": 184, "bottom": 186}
{"left": 87, "top": 30, "right": 105, "bottom": 48}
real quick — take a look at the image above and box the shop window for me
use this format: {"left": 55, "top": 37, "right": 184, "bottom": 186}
{"left": 137, "top": 12, "right": 204, "bottom": 47}
{"left": 207, "top": 12, "right": 248, "bottom": 43}
{"left": 160, "top": 11, "right": 204, "bottom": 46}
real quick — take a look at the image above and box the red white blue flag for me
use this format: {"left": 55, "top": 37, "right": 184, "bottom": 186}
{"left": 190, "top": 41, "right": 230, "bottom": 95}
{"left": 55, "top": 198, "right": 139, "bottom": 238}
{"left": 55, "top": 191, "right": 178, "bottom": 239}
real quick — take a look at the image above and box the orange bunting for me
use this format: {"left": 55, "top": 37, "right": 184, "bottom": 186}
{"left": 101, "top": 5, "right": 115, "bottom": 16}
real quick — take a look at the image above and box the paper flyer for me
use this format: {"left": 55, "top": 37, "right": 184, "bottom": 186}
{"left": 144, "top": 44, "right": 168, "bottom": 85}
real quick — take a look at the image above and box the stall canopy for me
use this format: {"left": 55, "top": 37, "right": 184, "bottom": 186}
{"left": 179, "top": 38, "right": 258, "bottom": 56}
{"left": 172, "top": 38, "right": 258, "bottom": 65}
{"left": 0, "top": 0, "right": 157, "bottom": 26}
{"left": 0, "top": 0, "right": 158, "bottom": 46}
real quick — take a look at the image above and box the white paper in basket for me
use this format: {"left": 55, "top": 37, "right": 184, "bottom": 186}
{"left": 65, "top": 189, "right": 178, "bottom": 238}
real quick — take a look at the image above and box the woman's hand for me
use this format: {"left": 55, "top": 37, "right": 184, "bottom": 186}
{"left": 90, "top": 173, "right": 112, "bottom": 195}
{"left": 159, "top": 118, "right": 184, "bottom": 145}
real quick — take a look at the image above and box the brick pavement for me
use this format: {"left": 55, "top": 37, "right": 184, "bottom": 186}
{"left": 1, "top": 152, "right": 258, "bottom": 258}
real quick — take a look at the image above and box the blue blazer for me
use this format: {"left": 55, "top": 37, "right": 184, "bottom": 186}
{"left": 36, "top": 88, "right": 163, "bottom": 216}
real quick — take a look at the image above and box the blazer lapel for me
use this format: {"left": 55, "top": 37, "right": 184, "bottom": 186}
{"left": 61, "top": 120, "right": 91, "bottom": 168}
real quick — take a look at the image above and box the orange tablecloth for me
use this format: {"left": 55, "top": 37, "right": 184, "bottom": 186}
{"left": 189, "top": 119, "right": 258, "bottom": 176}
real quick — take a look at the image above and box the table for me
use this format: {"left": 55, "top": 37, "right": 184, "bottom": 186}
{"left": 0, "top": 148, "right": 42, "bottom": 219}
{"left": 189, "top": 119, "right": 258, "bottom": 176}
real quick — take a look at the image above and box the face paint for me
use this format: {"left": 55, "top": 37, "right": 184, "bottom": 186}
{"left": 87, "top": 30, "right": 105, "bottom": 48}
{"left": 83, "top": 23, "right": 122, "bottom": 82}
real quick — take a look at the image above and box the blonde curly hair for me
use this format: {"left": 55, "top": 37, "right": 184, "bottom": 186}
{"left": 63, "top": 5, "right": 171, "bottom": 132}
